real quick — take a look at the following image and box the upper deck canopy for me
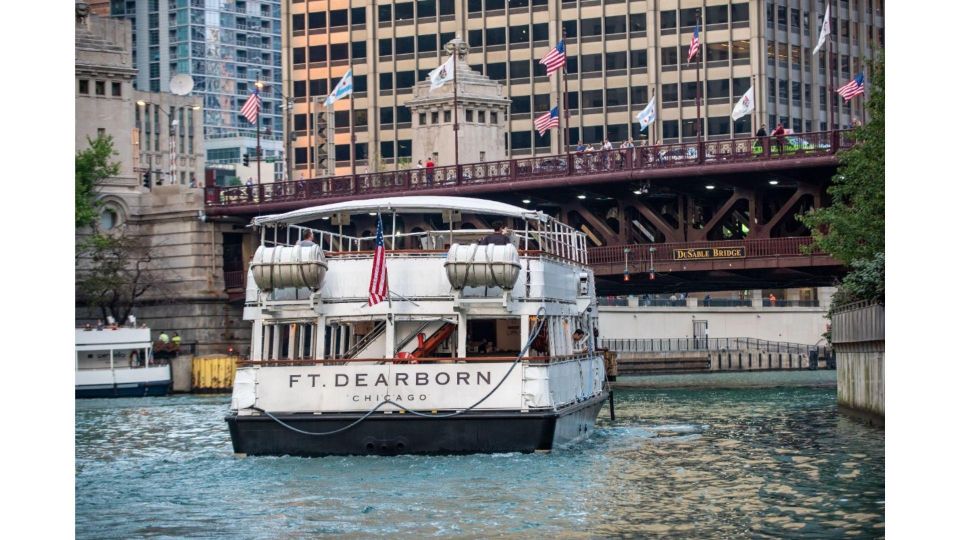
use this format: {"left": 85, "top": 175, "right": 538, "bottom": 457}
{"left": 252, "top": 196, "right": 546, "bottom": 226}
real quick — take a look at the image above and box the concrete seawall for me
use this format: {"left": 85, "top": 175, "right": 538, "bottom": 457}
{"left": 832, "top": 301, "right": 884, "bottom": 426}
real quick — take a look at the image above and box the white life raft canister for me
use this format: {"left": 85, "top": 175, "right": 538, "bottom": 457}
{"left": 250, "top": 244, "right": 328, "bottom": 290}
{"left": 444, "top": 243, "right": 521, "bottom": 289}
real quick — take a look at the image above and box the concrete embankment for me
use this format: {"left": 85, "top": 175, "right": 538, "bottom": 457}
{"left": 831, "top": 301, "right": 884, "bottom": 427}
{"left": 615, "top": 350, "right": 820, "bottom": 376}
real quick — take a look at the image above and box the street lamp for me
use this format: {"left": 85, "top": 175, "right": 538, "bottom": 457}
{"left": 136, "top": 100, "right": 201, "bottom": 187}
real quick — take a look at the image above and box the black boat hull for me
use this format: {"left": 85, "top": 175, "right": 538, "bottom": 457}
{"left": 225, "top": 392, "right": 608, "bottom": 457}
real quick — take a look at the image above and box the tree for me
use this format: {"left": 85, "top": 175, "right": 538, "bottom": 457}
{"left": 76, "top": 135, "right": 120, "bottom": 228}
{"left": 76, "top": 231, "right": 168, "bottom": 323}
{"left": 800, "top": 52, "right": 884, "bottom": 266}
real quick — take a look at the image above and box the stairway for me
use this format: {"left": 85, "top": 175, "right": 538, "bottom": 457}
{"left": 343, "top": 321, "right": 387, "bottom": 359}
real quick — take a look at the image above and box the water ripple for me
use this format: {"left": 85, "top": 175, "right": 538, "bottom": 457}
{"left": 76, "top": 388, "right": 884, "bottom": 538}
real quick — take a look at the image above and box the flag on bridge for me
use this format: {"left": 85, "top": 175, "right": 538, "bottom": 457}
{"left": 837, "top": 73, "right": 865, "bottom": 101}
{"left": 687, "top": 24, "right": 700, "bottom": 63}
{"left": 813, "top": 5, "right": 830, "bottom": 55}
{"left": 534, "top": 107, "right": 560, "bottom": 136}
{"left": 539, "top": 41, "right": 567, "bottom": 76}
{"left": 429, "top": 56, "right": 455, "bottom": 92}
{"left": 731, "top": 86, "right": 754, "bottom": 121}
{"left": 240, "top": 89, "right": 261, "bottom": 124}
{"left": 368, "top": 213, "right": 388, "bottom": 306}
{"left": 635, "top": 95, "right": 656, "bottom": 132}
{"left": 324, "top": 69, "right": 353, "bottom": 107}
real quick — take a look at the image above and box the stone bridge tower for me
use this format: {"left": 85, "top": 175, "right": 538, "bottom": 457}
{"left": 406, "top": 37, "right": 510, "bottom": 167}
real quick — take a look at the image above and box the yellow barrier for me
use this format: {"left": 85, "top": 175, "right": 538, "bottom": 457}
{"left": 192, "top": 355, "right": 237, "bottom": 392}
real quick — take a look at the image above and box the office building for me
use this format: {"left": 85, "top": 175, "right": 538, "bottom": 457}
{"left": 282, "top": 0, "right": 884, "bottom": 175}
{"left": 109, "top": 0, "right": 285, "bottom": 177}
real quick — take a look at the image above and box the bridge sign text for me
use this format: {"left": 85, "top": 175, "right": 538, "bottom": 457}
{"left": 673, "top": 246, "right": 746, "bottom": 260}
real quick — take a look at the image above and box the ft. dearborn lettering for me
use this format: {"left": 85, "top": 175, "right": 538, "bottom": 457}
{"left": 288, "top": 371, "right": 492, "bottom": 388}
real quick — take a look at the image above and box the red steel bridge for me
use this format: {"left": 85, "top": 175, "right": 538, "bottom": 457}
{"left": 207, "top": 130, "right": 854, "bottom": 294}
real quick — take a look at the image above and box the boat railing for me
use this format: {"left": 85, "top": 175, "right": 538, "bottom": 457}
{"left": 237, "top": 352, "right": 601, "bottom": 367}
{"left": 262, "top": 224, "right": 587, "bottom": 264}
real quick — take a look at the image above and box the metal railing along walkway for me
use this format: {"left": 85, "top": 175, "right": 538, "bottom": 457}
{"left": 205, "top": 129, "right": 855, "bottom": 212}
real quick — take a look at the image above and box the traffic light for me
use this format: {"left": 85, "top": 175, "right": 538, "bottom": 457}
{"left": 242, "top": 153, "right": 249, "bottom": 167}
{"left": 142, "top": 170, "right": 150, "bottom": 187}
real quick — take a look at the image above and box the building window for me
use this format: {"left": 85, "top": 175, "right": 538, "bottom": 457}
{"left": 381, "top": 141, "right": 395, "bottom": 158}
{"left": 661, "top": 11, "right": 677, "bottom": 30}
{"left": 661, "top": 47, "right": 678, "bottom": 67}
{"left": 708, "top": 116, "right": 730, "bottom": 136}
{"left": 706, "top": 5, "right": 728, "bottom": 25}
{"left": 491, "top": 112, "right": 498, "bottom": 124}
{"left": 419, "top": 35, "right": 437, "bottom": 53}
{"left": 112, "top": 82, "right": 122, "bottom": 97}
{"left": 731, "top": 3, "right": 749, "bottom": 22}
{"left": 330, "top": 9, "right": 348, "bottom": 27}
{"left": 511, "top": 131, "right": 531, "bottom": 150}
{"left": 100, "top": 208, "right": 119, "bottom": 230}
{"left": 352, "top": 41, "right": 367, "bottom": 59}
{"left": 630, "top": 14, "right": 646, "bottom": 33}
{"left": 379, "top": 73, "right": 393, "bottom": 91}
{"left": 487, "top": 62, "right": 506, "bottom": 81}
{"left": 630, "top": 50, "right": 647, "bottom": 68}
{"left": 444, "top": 110, "right": 451, "bottom": 122}
{"left": 478, "top": 110, "right": 486, "bottom": 123}
{"left": 79, "top": 79, "right": 89, "bottom": 94}
{"left": 466, "top": 110, "right": 473, "bottom": 122}
{"left": 510, "top": 60, "right": 529, "bottom": 79}
{"left": 419, "top": 112, "right": 427, "bottom": 126}
{"left": 486, "top": 28, "right": 506, "bottom": 46}
{"left": 707, "top": 79, "right": 729, "bottom": 98}
{"left": 396, "top": 36, "right": 414, "bottom": 55}
{"left": 351, "top": 7, "right": 366, "bottom": 26}
{"left": 397, "top": 140, "right": 412, "bottom": 158}
{"left": 378, "top": 5, "right": 391, "bottom": 23}
{"left": 606, "top": 88, "right": 627, "bottom": 107}
{"left": 308, "top": 12, "right": 325, "bottom": 29}
{"left": 662, "top": 84, "right": 678, "bottom": 103}
{"left": 95, "top": 81, "right": 105, "bottom": 95}
{"left": 511, "top": 96, "right": 531, "bottom": 114}
{"left": 581, "top": 18, "right": 602, "bottom": 38}
{"left": 380, "top": 108, "right": 394, "bottom": 126}
{"left": 509, "top": 25, "right": 530, "bottom": 44}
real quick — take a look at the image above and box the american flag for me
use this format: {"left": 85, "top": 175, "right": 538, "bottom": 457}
{"left": 687, "top": 24, "right": 700, "bottom": 63}
{"left": 240, "top": 89, "right": 262, "bottom": 124}
{"left": 534, "top": 106, "right": 560, "bottom": 136}
{"left": 837, "top": 72, "right": 865, "bottom": 101}
{"left": 368, "top": 214, "right": 388, "bottom": 306}
{"left": 539, "top": 41, "right": 566, "bottom": 76}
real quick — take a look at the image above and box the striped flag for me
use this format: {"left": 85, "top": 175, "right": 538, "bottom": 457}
{"left": 837, "top": 73, "right": 865, "bottom": 101}
{"left": 687, "top": 24, "right": 700, "bottom": 63}
{"left": 539, "top": 41, "right": 566, "bottom": 76}
{"left": 368, "top": 214, "right": 388, "bottom": 306}
{"left": 240, "top": 89, "right": 261, "bottom": 124}
{"left": 534, "top": 106, "right": 560, "bottom": 136}
{"left": 325, "top": 69, "right": 353, "bottom": 107}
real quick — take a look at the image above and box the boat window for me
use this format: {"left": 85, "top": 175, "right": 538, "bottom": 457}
{"left": 466, "top": 318, "right": 521, "bottom": 357}
{"left": 263, "top": 322, "right": 318, "bottom": 360}
{"left": 113, "top": 347, "right": 147, "bottom": 368}
{"left": 77, "top": 350, "right": 111, "bottom": 370}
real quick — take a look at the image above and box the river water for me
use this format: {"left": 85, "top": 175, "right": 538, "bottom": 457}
{"left": 76, "top": 384, "right": 884, "bottom": 538}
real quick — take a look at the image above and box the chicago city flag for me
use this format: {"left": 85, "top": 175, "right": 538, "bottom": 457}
{"left": 324, "top": 69, "right": 353, "bottom": 107}
{"left": 635, "top": 95, "right": 657, "bottom": 131}
{"left": 731, "top": 86, "right": 755, "bottom": 121}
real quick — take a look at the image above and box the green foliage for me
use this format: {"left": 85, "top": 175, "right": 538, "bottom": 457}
{"left": 800, "top": 51, "right": 884, "bottom": 266}
{"left": 76, "top": 231, "right": 157, "bottom": 323}
{"left": 828, "top": 252, "right": 885, "bottom": 314}
{"left": 75, "top": 135, "right": 121, "bottom": 228}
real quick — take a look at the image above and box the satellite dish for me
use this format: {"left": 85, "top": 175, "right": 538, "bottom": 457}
{"left": 169, "top": 73, "right": 195, "bottom": 96}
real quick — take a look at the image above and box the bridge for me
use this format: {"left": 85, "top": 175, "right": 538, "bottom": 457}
{"left": 207, "top": 130, "right": 852, "bottom": 293}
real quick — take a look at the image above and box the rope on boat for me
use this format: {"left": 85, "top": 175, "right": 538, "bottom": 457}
{"left": 252, "top": 307, "right": 549, "bottom": 436}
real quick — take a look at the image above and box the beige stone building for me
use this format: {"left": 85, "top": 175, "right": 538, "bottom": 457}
{"left": 76, "top": 9, "right": 252, "bottom": 355}
{"left": 282, "top": 0, "right": 884, "bottom": 175}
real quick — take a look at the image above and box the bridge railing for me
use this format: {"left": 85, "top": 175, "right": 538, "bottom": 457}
{"left": 204, "top": 129, "right": 854, "bottom": 209}
{"left": 601, "top": 337, "right": 831, "bottom": 356}
{"left": 587, "top": 236, "right": 826, "bottom": 266}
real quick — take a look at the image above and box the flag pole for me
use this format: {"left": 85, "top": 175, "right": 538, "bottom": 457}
{"left": 453, "top": 41, "right": 460, "bottom": 174}
{"left": 350, "top": 78, "right": 356, "bottom": 176}
{"left": 256, "top": 88, "right": 262, "bottom": 185}
{"left": 751, "top": 74, "right": 757, "bottom": 135}
{"left": 562, "top": 29, "right": 569, "bottom": 154}
{"left": 828, "top": 0, "right": 835, "bottom": 132}
{"left": 695, "top": 14, "right": 702, "bottom": 148}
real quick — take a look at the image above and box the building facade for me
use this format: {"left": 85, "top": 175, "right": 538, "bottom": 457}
{"left": 134, "top": 89, "right": 205, "bottom": 187}
{"left": 76, "top": 9, "right": 251, "bottom": 355}
{"left": 109, "top": 0, "right": 285, "bottom": 176}
{"left": 282, "top": 0, "right": 884, "bottom": 175}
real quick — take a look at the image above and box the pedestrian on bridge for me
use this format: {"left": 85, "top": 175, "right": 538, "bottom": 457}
{"left": 755, "top": 124, "right": 767, "bottom": 149}
{"left": 425, "top": 157, "right": 435, "bottom": 186}
{"left": 772, "top": 123, "right": 786, "bottom": 155}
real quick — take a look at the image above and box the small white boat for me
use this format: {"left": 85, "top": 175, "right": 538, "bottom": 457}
{"left": 75, "top": 327, "right": 172, "bottom": 398}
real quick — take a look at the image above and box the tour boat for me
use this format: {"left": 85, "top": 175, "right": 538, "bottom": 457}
{"left": 225, "top": 196, "right": 609, "bottom": 456}
{"left": 75, "top": 327, "right": 172, "bottom": 398}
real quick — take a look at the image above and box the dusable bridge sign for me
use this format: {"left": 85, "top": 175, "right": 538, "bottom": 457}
{"left": 672, "top": 246, "right": 746, "bottom": 260}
